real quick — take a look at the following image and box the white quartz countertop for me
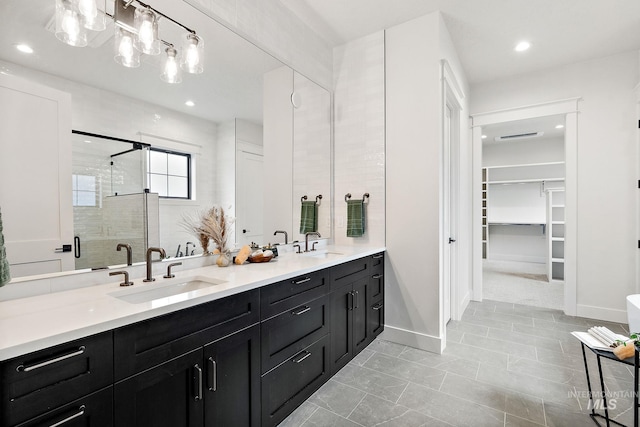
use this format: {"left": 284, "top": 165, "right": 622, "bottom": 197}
{"left": 0, "top": 245, "right": 384, "bottom": 361}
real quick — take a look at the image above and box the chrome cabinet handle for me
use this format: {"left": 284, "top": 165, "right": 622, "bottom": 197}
{"left": 373, "top": 254, "right": 384, "bottom": 259}
{"left": 17, "top": 346, "right": 85, "bottom": 373}
{"left": 372, "top": 273, "right": 384, "bottom": 279}
{"left": 354, "top": 290, "right": 359, "bottom": 309}
{"left": 372, "top": 302, "right": 384, "bottom": 311}
{"left": 194, "top": 364, "right": 203, "bottom": 401}
{"left": 49, "top": 405, "right": 86, "bottom": 427}
{"left": 348, "top": 291, "right": 354, "bottom": 311}
{"left": 292, "top": 306, "right": 311, "bottom": 316}
{"left": 208, "top": 357, "right": 217, "bottom": 392}
{"left": 292, "top": 351, "right": 311, "bottom": 364}
{"left": 293, "top": 277, "right": 311, "bottom": 285}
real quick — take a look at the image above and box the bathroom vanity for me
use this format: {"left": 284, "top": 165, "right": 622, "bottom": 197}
{"left": 0, "top": 247, "right": 385, "bottom": 427}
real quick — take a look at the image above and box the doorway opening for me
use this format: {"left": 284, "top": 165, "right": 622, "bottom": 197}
{"left": 480, "top": 116, "right": 565, "bottom": 309}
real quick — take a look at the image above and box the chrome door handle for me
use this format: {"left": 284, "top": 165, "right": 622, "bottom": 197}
{"left": 449, "top": 238, "right": 456, "bottom": 244}
{"left": 373, "top": 254, "right": 384, "bottom": 259}
{"left": 194, "top": 364, "right": 203, "bottom": 400}
{"left": 49, "top": 405, "right": 86, "bottom": 427}
{"left": 354, "top": 290, "right": 359, "bottom": 309}
{"left": 292, "top": 351, "right": 311, "bottom": 363}
{"left": 207, "top": 357, "right": 217, "bottom": 392}
{"left": 293, "top": 277, "right": 311, "bottom": 285}
{"left": 17, "top": 346, "right": 85, "bottom": 372}
{"left": 372, "top": 273, "right": 383, "bottom": 279}
{"left": 372, "top": 302, "right": 384, "bottom": 311}
{"left": 292, "top": 306, "right": 311, "bottom": 316}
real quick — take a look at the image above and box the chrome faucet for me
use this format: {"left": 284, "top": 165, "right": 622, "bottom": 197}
{"left": 304, "top": 232, "right": 321, "bottom": 252}
{"left": 185, "top": 241, "right": 195, "bottom": 256}
{"left": 143, "top": 247, "right": 166, "bottom": 282}
{"left": 274, "top": 230, "right": 288, "bottom": 245}
{"left": 116, "top": 243, "right": 132, "bottom": 266}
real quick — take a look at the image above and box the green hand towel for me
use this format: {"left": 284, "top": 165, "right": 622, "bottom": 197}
{"left": 346, "top": 200, "right": 365, "bottom": 237}
{"left": 300, "top": 201, "right": 318, "bottom": 234}
{"left": 0, "top": 207, "right": 11, "bottom": 287}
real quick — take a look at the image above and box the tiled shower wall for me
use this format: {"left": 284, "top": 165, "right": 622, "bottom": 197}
{"left": 333, "top": 32, "right": 386, "bottom": 247}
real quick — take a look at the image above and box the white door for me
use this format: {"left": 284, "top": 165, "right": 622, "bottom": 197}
{"left": 236, "top": 150, "right": 264, "bottom": 247}
{"left": 0, "top": 74, "right": 74, "bottom": 277}
{"left": 443, "top": 105, "right": 453, "bottom": 323}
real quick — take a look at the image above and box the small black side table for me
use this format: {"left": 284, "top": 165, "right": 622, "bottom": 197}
{"left": 580, "top": 342, "right": 639, "bottom": 427}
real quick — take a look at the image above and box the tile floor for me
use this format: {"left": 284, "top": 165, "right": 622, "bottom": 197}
{"left": 278, "top": 299, "right": 633, "bottom": 427}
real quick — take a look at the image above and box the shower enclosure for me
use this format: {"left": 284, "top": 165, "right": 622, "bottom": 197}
{"left": 72, "top": 130, "right": 159, "bottom": 270}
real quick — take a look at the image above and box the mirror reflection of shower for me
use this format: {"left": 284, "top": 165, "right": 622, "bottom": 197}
{"left": 72, "top": 131, "right": 158, "bottom": 270}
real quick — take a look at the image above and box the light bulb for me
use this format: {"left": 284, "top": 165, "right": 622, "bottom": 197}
{"left": 61, "top": 9, "right": 80, "bottom": 44}
{"left": 135, "top": 8, "right": 159, "bottom": 55}
{"left": 115, "top": 28, "right": 140, "bottom": 68}
{"left": 186, "top": 42, "right": 199, "bottom": 70}
{"left": 119, "top": 35, "right": 134, "bottom": 64}
{"left": 161, "top": 47, "right": 182, "bottom": 84}
{"left": 180, "top": 33, "right": 203, "bottom": 74}
{"left": 78, "top": 0, "right": 97, "bottom": 21}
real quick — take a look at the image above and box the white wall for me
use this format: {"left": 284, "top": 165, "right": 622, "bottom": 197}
{"left": 483, "top": 137, "right": 564, "bottom": 167}
{"left": 385, "top": 12, "right": 470, "bottom": 352}
{"left": 471, "top": 50, "right": 639, "bottom": 322}
{"left": 333, "top": 32, "right": 386, "bottom": 247}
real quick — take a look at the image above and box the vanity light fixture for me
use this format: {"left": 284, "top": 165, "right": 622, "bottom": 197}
{"left": 16, "top": 44, "right": 34, "bottom": 54}
{"left": 515, "top": 41, "right": 531, "bottom": 52}
{"left": 52, "top": 0, "right": 204, "bottom": 83}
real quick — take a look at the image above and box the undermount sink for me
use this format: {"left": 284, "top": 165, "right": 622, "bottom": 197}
{"left": 109, "top": 276, "right": 226, "bottom": 304}
{"left": 302, "top": 250, "right": 344, "bottom": 259}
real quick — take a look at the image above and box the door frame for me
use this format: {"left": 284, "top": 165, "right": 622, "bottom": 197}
{"left": 441, "top": 60, "right": 464, "bottom": 330}
{"left": 470, "top": 98, "right": 580, "bottom": 315}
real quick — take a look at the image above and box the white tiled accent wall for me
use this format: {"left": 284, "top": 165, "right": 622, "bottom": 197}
{"left": 292, "top": 73, "right": 332, "bottom": 241}
{"left": 333, "top": 32, "right": 386, "bottom": 247}
{"left": 184, "top": 0, "right": 332, "bottom": 90}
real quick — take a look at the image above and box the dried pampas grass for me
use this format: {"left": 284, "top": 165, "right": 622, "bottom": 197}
{"left": 180, "top": 206, "right": 235, "bottom": 255}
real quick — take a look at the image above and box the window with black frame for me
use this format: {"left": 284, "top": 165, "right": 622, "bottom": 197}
{"left": 147, "top": 148, "right": 191, "bottom": 199}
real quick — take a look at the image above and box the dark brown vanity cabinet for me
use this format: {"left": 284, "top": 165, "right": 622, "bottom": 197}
{"left": 0, "top": 331, "right": 113, "bottom": 426}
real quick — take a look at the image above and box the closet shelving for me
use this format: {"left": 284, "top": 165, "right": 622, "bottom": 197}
{"left": 482, "top": 167, "right": 488, "bottom": 259}
{"left": 547, "top": 189, "right": 565, "bottom": 282}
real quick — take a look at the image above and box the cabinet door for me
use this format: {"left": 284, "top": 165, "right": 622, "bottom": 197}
{"left": 16, "top": 387, "right": 113, "bottom": 427}
{"left": 352, "top": 277, "right": 372, "bottom": 355}
{"left": 203, "top": 325, "right": 260, "bottom": 427}
{"left": 369, "top": 300, "right": 385, "bottom": 338}
{"left": 114, "top": 349, "right": 204, "bottom": 427}
{"left": 329, "top": 285, "right": 353, "bottom": 374}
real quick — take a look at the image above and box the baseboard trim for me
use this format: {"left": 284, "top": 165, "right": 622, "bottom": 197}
{"left": 380, "top": 325, "right": 443, "bottom": 354}
{"left": 576, "top": 304, "right": 628, "bottom": 324}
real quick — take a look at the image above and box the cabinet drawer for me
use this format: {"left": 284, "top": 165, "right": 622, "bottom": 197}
{"left": 114, "top": 289, "right": 259, "bottom": 381}
{"left": 1, "top": 331, "right": 113, "bottom": 427}
{"left": 261, "top": 294, "right": 330, "bottom": 373}
{"left": 261, "top": 335, "right": 330, "bottom": 427}
{"left": 16, "top": 387, "right": 113, "bottom": 427}
{"left": 331, "top": 257, "right": 370, "bottom": 291}
{"left": 369, "top": 270, "right": 384, "bottom": 302}
{"left": 371, "top": 252, "right": 385, "bottom": 268}
{"left": 369, "top": 300, "right": 385, "bottom": 338}
{"left": 261, "top": 269, "right": 328, "bottom": 319}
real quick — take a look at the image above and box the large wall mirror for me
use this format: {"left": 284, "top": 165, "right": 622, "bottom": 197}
{"left": 0, "top": 0, "right": 331, "bottom": 278}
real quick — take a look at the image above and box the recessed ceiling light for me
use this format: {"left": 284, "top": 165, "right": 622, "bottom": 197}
{"left": 185, "top": 100, "right": 195, "bottom": 107}
{"left": 481, "top": 135, "right": 487, "bottom": 139}
{"left": 84, "top": 140, "right": 92, "bottom": 144}
{"left": 16, "top": 44, "right": 33, "bottom": 54}
{"left": 555, "top": 124, "right": 564, "bottom": 129}
{"left": 515, "top": 41, "right": 530, "bottom": 52}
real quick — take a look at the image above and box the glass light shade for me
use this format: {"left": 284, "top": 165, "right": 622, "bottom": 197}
{"left": 55, "top": 0, "right": 88, "bottom": 47}
{"left": 114, "top": 27, "right": 140, "bottom": 68}
{"left": 134, "top": 8, "right": 161, "bottom": 55}
{"left": 78, "top": 0, "right": 106, "bottom": 31}
{"left": 161, "top": 47, "right": 182, "bottom": 84}
{"left": 180, "top": 33, "right": 204, "bottom": 74}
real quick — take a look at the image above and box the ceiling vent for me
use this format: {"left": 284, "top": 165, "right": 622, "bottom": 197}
{"left": 494, "top": 131, "right": 544, "bottom": 141}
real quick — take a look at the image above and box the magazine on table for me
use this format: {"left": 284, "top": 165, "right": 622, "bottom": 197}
{"left": 571, "top": 326, "right": 629, "bottom": 352}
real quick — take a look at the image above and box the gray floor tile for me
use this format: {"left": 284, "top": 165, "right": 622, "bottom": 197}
{"left": 469, "top": 308, "right": 535, "bottom": 326}
{"left": 461, "top": 333, "right": 538, "bottom": 360}
{"left": 397, "top": 382, "right": 505, "bottom": 427}
{"left": 447, "top": 319, "right": 489, "bottom": 337}
{"left": 349, "top": 348, "right": 375, "bottom": 367}
{"left": 543, "top": 400, "right": 593, "bottom": 427}
{"left": 363, "top": 353, "right": 446, "bottom": 390}
{"left": 278, "top": 401, "right": 319, "bottom": 427}
{"left": 301, "top": 407, "right": 363, "bottom": 427}
{"left": 487, "top": 327, "right": 564, "bottom": 353}
{"left": 348, "top": 393, "right": 450, "bottom": 426}
{"left": 460, "top": 312, "right": 513, "bottom": 331}
{"left": 333, "top": 364, "right": 408, "bottom": 403}
{"left": 508, "top": 356, "right": 585, "bottom": 385}
{"left": 512, "top": 322, "right": 570, "bottom": 341}
{"left": 444, "top": 328, "right": 464, "bottom": 343}
{"left": 308, "top": 380, "right": 367, "bottom": 418}
{"left": 439, "top": 372, "right": 507, "bottom": 412}
{"left": 504, "top": 392, "right": 546, "bottom": 425}
{"left": 505, "top": 414, "right": 545, "bottom": 427}
{"left": 398, "top": 346, "right": 479, "bottom": 379}
{"left": 366, "top": 339, "right": 406, "bottom": 357}
{"left": 443, "top": 341, "right": 509, "bottom": 370}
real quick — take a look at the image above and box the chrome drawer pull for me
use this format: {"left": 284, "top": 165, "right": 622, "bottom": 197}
{"left": 293, "top": 277, "right": 311, "bottom": 285}
{"left": 292, "top": 351, "right": 311, "bottom": 364}
{"left": 372, "top": 302, "right": 384, "bottom": 311}
{"left": 372, "top": 273, "right": 384, "bottom": 279}
{"left": 292, "top": 306, "right": 311, "bottom": 316}
{"left": 49, "top": 405, "right": 85, "bottom": 427}
{"left": 354, "top": 290, "right": 359, "bottom": 309}
{"left": 373, "top": 254, "right": 384, "bottom": 259}
{"left": 208, "top": 357, "right": 217, "bottom": 392}
{"left": 17, "top": 346, "right": 86, "bottom": 373}
{"left": 194, "top": 364, "right": 203, "bottom": 401}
